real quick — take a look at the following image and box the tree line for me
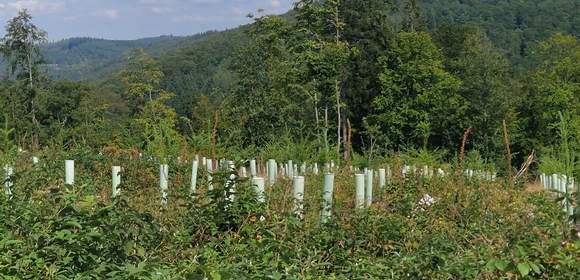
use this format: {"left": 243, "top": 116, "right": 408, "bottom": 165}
{"left": 0, "top": 1, "right": 578, "bottom": 176}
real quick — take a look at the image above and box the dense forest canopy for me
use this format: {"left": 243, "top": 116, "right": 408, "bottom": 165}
{"left": 0, "top": 0, "right": 578, "bottom": 177}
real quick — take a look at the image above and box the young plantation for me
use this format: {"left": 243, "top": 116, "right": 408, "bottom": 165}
{"left": 0, "top": 145, "right": 578, "bottom": 279}
{"left": 1, "top": 1, "right": 579, "bottom": 279}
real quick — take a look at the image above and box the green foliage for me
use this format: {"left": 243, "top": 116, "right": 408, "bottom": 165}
{"left": 434, "top": 25, "right": 518, "bottom": 160}
{"left": 40, "top": 35, "right": 185, "bottom": 81}
{"left": 0, "top": 9, "right": 47, "bottom": 82}
{"left": 0, "top": 192, "right": 163, "bottom": 278}
{"left": 420, "top": 0, "right": 580, "bottom": 66}
{"left": 523, "top": 34, "right": 579, "bottom": 176}
{"left": 0, "top": 116, "right": 17, "bottom": 167}
{"left": 227, "top": 14, "right": 309, "bottom": 148}
{"left": 136, "top": 94, "right": 182, "bottom": 164}
{"left": 3, "top": 152, "right": 578, "bottom": 278}
{"left": 1, "top": 6, "right": 580, "bottom": 278}
{"left": 368, "top": 31, "right": 463, "bottom": 152}
{"left": 121, "top": 49, "right": 165, "bottom": 101}
{"left": 398, "top": 146, "right": 447, "bottom": 167}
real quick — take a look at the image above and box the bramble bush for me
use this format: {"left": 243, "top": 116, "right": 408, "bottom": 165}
{"left": 0, "top": 146, "right": 578, "bottom": 279}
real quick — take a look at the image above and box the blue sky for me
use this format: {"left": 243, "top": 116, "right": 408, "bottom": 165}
{"left": 0, "top": 0, "right": 294, "bottom": 41}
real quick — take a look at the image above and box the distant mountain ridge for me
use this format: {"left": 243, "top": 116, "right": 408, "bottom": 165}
{"left": 1, "top": 0, "right": 578, "bottom": 82}
{"left": 39, "top": 32, "right": 223, "bottom": 81}
{"left": 0, "top": 31, "right": 223, "bottom": 81}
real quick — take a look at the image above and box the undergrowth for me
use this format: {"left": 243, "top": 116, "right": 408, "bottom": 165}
{"left": 0, "top": 146, "right": 578, "bottom": 279}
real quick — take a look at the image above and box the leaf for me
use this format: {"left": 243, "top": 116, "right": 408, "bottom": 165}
{"left": 517, "top": 263, "right": 530, "bottom": 277}
{"left": 494, "top": 260, "right": 508, "bottom": 272}
{"left": 210, "top": 271, "right": 221, "bottom": 280}
{"left": 137, "top": 246, "right": 146, "bottom": 258}
{"left": 124, "top": 240, "right": 136, "bottom": 255}
{"left": 64, "top": 220, "right": 82, "bottom": 230}
{"left": 530, "top": 262, "right": 541, "bottom": 274}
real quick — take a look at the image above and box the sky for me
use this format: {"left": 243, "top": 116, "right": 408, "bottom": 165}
{"left": 0, "top": 0, "right": 294, "bottom": 41}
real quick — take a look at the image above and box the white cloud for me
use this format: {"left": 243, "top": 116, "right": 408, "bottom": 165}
{"left": 94, "top": 9, "right": 120, "bottom": 20}
{"left": 0, "top": 0, "right": 65, "bottom": 13}
{"left": 190, "top": 0, "right": 221, "bottom": 4}
{"left": 269, "top": 0, "right": 281, "bottom": 8}
{"left": 149, "top": 6, "right": 173, "bottom": 14}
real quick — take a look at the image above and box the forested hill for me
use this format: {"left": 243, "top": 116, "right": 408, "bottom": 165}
{"left": 0, "top": 31, "right": 230, "bottom": 81}
{"left": 420, "top": 0, "right": 580, "bottom": 64}
{"left": 15, "top": 0, "right": 575, "bottom": 83}
{"left": 37, "top": 32, "right": 226, "bottom": 81}
{"left": 0, "top": 0, "right": 572, "bottom": 82}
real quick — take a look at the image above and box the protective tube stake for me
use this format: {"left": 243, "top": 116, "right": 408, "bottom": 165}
{"left": 378, "top": 168, "right": 386, "bottom": 189}
{"left": 293, "top": 176, "right": 305, "bottom": 218}
{"left": 268, "top": 159, "right": 276, "bottom": 186}
{"left": 566, "top": 177, "right": 574, "bottom": 217}
{"left": 321, "top": 173, "right": 335, "bottom": 223}
{"left": 250, "top": 159, "right": 257, "bottom": 177}
{"left": 112, "top": 166, "right": 121, "bottom": 198}
{"left": 65, "top": 160, "right": 75, "bottom": 185}
{"left": 287, "top": 160, "right": 294, "bottom": 178}
{"left": 551, "top": 174, "right": 558, "bottom": 190}
{"left": 355, "top": 174, "right": 365, "bottom": 209}
{"left": 206, "top": 159, "right": 213, "bottom": 191}
{"left": 160, "top": 164, "right": 169, "bottom": 206}
{"left": 227, "top": 161, "right": 236, "bottom": 203}
{"left": 366, "top": 169, "right": 374, "bottom": 207}
{"left": 253, "top": 177, "right": 266, "bottom": 203}
{"left": 191, "top": 160, "right": 198, "bottom": 194}
{"left": 4, "top": 165, "right": 13, "bottom": 199}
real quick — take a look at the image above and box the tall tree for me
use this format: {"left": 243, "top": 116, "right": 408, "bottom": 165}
{"left": 0, "top": 9, "right": 47, "bottom": 85}
{"left": 522, "top": 34, "right": 579, "bottom": 154}
{"left": 434, "top": 25, "right": 518, "bottom": 159}
{"left": 227, "top": 14, "right": 305, "bottom": 148}
{"left": 120, "top": 49, "right": 165, "bottom": 115}
{"left": 341, "top": 0, "right": 397, "bottom": 154}
{"left": 295, "top": 0, "right": 353, "bottom": 159}
{"left": 367, "top": 31, "right": 464, "bottom": 152}
{"left": 120, "top": 49, "right": 182, "bottom": 162}
{"left": 0, "top": 9, "right": 47, "bottom": 149}
{"left": 402, "top": 0, "right": 424, "bottom": 32}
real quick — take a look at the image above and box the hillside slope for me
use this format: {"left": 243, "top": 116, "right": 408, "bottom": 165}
{"left": 1, "top": 0, "right": 578, "bottom": 82}
{"left": 40, "top": 32, "right": 224, "bottom": 81}
{"left": 0, "top": 31, "right": 225, "bottom": 81}
{"left": 420, "top": 0, "right": 579, "bottom": 63}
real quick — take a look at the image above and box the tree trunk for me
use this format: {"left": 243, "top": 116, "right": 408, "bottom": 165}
{"left": 324, "top": 106, "right": 329, "bottom": 158}
{"left": 344, "top": 118, "right": 352, "bottom": 162}
{"left": 28, "top": 51, "right": 38, "bottom": 150}
{"left": 336, "top": 80, "right": 341, "bottom": 155}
